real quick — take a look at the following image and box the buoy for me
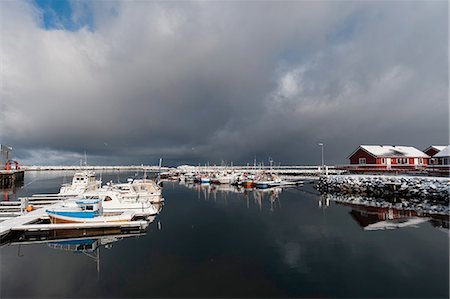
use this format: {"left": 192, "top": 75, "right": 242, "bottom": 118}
{"left": 25, "top": 205, "right": 33, "bottom": 212}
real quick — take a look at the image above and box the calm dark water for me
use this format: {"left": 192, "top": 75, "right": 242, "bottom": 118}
{"left": 1, "top": 171, "right": 448, "bottom": 298}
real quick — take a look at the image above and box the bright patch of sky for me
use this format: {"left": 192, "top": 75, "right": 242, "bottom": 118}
{"left": 34, "top": 0, "right": 94, "bottom": 31}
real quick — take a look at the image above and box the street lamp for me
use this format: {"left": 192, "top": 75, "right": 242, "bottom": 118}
{"left": 318, "top": 143, "right": 324, "bottom": 172}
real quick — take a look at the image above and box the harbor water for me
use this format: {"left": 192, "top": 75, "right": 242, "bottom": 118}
{"left": 1, "top": 171, "right": 448, "bottom": 298}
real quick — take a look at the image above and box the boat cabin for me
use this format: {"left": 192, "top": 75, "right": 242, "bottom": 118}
{"left": 72, "top": 171, "right": 97, "bottom": 185}
{"left": 75, "top": 198, "right": 102, "bottom": 216}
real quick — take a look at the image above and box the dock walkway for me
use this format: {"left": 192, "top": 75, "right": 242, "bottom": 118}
{"left": 0, "top": 202, "right": 150, "bottom": 243}
{"left": 0, "top": 205, "right": 55, "bottom": 238}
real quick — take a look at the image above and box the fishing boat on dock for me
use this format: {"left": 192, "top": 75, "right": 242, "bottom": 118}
{"left": 46, "top": 198, "right": 134, "bottom": 224}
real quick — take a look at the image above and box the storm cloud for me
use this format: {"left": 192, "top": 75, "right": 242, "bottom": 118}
{"left": 0, "top": 1, "right": 448, "bottom": 166}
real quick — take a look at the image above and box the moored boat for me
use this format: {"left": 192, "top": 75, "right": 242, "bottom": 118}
{"left": 200, "top": 177, "right": 210, "bottom": 184}
{"left": 107, "top": 178, "right": 163, "bottom": 204}
{"left": 59, "top": 171, "right": 102, "bottom": 196}
{"left": 46, "top": 198, "right": 134, "bottom": 224}
{"left": 253, "top": 171, "right": 281, "bottom": 189}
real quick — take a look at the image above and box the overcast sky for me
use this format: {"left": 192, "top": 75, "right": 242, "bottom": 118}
{"left": 0, "top": 0, "right": 448, "bottom": 166}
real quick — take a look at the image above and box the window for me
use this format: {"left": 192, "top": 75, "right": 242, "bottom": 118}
{"left": 397, "top": 158, "right": 408, "bottom": 164}
{"left": 359, "top": 158, "right": 366, "bottom": 164}
{"left": 381, "top": 158, "right": 386, "bottom": 164}
{"left": 419, "top": 158, "right": 423, "bottom": 164}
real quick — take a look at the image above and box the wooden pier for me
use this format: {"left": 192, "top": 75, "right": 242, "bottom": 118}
{"left": 0, "top": 170, "right": 24, "bottom": 188}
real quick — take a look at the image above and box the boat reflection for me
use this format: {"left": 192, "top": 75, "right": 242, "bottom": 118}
{"left": 252, "top": 187, "right": 282, "bottom": 212}
{"left": 321, "top": 194, "right": 449, "bottom": 232}
{"left": 48, "top": 232, "right": 145, "bottom": 274}
{"left": 180, "top": 181, "right": 283, "bottom": 212}
{"left": 2, "top": 209, "right": 162, "bottom": 274}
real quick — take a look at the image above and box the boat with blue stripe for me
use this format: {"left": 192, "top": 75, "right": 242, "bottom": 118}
{"left": 46, "top": 198, "right": 134, "bottom": 224}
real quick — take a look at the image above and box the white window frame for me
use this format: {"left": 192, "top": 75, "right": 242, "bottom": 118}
{"left": 359, "top": 158, "right": 366, "bottom": 164}
{"left": 397, "top": 158, "right": 408, "bottom": 164}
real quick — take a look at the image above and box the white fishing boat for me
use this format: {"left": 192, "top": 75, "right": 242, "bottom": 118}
{"left": 59, "top": 171, "right": 102, "bottom": 196}
{"left": 210, "top": 172, "right": 237, "bottom": 184}
{"left": 253, "top": 172, "right": 281, "bottom": 189}
{"left": 46, "top": 198, "right": 134, "bottom": 224}
{"left": 107, "top": 178, "right": 163, "bottom": 204}
{"left": 81, "top": 190, "right": 159, "bottom": 218}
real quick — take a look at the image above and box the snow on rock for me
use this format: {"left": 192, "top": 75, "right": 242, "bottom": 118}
{"left": 316, "top": 175, "right": 450, "bottom": 205}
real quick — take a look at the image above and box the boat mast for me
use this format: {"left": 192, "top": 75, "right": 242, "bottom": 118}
{"left": 157, "top": 158, "right": 162, "bottom": 183}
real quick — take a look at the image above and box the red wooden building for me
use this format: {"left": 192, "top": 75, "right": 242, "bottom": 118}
{"left": 344, "top": 145, "right": 429, "bottom": 173}
{"left": 424, "top": 145, "right": 446, "bottom": 165}
{"left": 428, "top": 145, "right": 450, "bottom": 176}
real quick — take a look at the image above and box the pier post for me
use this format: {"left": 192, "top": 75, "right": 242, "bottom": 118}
{"left": 20, "top": 197, "right": 28, "bottom": 215}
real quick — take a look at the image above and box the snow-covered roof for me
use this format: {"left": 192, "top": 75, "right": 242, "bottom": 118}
{"left": 430, "top": 145, "right": 447, "bottom": 151}
{"left": 434, "top": 145, "right": 450, "bottom": 158}
{"left": 425, "top": 145, "right": 447, "bottom": 153}
{"left": 357, "top": 145, "right": 429, "bottom": 158}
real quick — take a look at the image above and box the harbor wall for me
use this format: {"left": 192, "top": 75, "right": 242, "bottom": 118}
{"left": 315, "top": 175, "right": 450, "bottom": 204}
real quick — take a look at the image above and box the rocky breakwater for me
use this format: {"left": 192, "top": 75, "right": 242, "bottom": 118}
{"left": 316, "top": 175, "right": 450, "bottom": 205}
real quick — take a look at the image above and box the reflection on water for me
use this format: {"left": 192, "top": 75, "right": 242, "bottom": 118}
{"left": 180, "top": 181, "right": 283, "bottom": 212}
{"left": 320, "top": 194, "right": 449, "bottom": 232}
{"left": 182, "top": 180, "right": 449, "bottom": 233}
{"left": 1, "top": 185, "right": 21, "bottom": 201}
{"left": 49, "top": 232, "right": 145, "bottom": 274}
{"left": 4, "top": 211, "right": 161, "bottom": 272}
{"left": 1, "top": 173, "right": 449, "bottom": 298}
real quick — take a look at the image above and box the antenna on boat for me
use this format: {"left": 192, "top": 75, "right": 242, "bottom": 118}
{"left": 143, "top": 167, "right": 147, "bottom": 182}
{"left": 157, "top": 158, "right": 162, "bottom": 184}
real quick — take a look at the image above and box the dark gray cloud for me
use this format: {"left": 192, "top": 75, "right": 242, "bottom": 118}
{"left": 0, "top": 1, "right": 448, "bottom": 166}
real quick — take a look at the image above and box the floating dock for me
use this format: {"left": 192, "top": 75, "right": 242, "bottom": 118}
{"left": 0, "top": 206, "right": 51, "bottom": 239}
{"left": 0, "top": 202, "right": 150, "bottom": 243}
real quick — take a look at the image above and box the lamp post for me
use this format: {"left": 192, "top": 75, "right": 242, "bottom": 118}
{"left": 318, "top": 143, "right": 324, "bottom": 172}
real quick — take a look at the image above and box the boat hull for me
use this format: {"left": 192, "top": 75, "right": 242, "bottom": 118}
{"left": 47, "top": 212, "right": 134, "bottom": 224}
{"left": 242, "top": 181, "right": 254, "bottom": 188}
{"left": 255, "top": 182, "right": 269, "bottom": 189}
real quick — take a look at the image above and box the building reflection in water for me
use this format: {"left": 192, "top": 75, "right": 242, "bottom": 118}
{"left": 1, "top": 183, "right": 23, "bottom": 201}
{"left": 322, "top": 194, "right": 449, "bottom": 232}
{"left": 181, "top": 181, "right": 449, "bottom": 232}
